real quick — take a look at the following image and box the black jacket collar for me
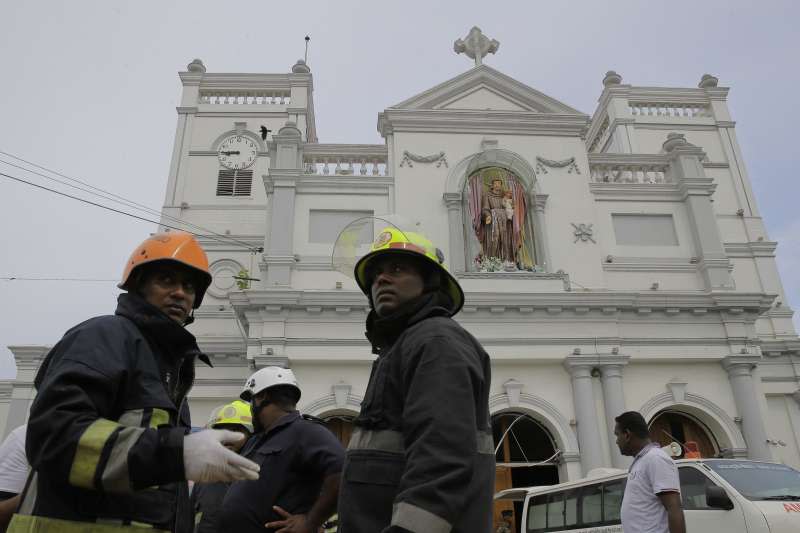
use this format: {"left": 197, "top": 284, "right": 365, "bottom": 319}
{"left": 365, "top": 292, "right": 452, "bottom": 354}
{"left": 116, "top": 293, "right": 211, "bottom": 366}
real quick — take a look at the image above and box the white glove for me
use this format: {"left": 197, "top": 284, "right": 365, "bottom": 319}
{"left": 183, "top": 429, "right": 260, "bottom": 483}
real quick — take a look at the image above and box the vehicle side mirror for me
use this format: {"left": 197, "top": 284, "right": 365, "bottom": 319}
{"left": 706, "top": 485, "right": 734, "bottom": 510}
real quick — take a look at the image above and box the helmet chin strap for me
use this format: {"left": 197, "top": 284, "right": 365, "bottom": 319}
{"left": 183, "top": 310, "right": 195, "bottom": 326}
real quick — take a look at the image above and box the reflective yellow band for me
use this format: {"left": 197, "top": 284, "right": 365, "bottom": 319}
{"left": 391, "top": 502, "right": 451, "bottom": 533}
{"left": 149, "top": 408, "right": 169, "bottom": 428}
{"left": 8, "top": 514, "right": 169, "bottom": 533}
{"left": 69, "top": 419, "right": 119, "bottom": 489}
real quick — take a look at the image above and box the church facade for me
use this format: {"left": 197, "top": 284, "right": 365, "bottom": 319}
{"left": 4, "top": 27, "right": 800, "bottom": 527}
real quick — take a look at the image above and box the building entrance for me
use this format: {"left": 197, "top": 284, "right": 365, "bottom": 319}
{"left": 649, "top": 410, "right": 718, "bottom": 458}
{"left": 492, "top": 413, "right": 560, "bottom": 533}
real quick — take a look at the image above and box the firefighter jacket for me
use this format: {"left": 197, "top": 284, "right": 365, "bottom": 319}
{"left": 338, "top": 293, "right": 495, "bottom": 533}
{"left": 9, "top": 293, "right": 210, "bottom": 533}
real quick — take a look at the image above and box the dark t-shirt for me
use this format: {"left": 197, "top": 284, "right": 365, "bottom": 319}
{"left": 219, "top": 412, "right": 344, "bottom": 533}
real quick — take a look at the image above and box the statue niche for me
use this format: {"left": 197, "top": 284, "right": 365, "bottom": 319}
{"left": 466, "top": 167, "right": 536, "bottom": 271}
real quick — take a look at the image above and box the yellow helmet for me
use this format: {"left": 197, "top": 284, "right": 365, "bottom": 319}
{"left": 353, "top": 226, "right": 464, "bottom": 315}
{"left": 207, "top": 400, "right": 254, "bottom": 433}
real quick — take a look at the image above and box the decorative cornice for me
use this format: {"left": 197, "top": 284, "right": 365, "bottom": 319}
{"left": 7, "top": 345, "right": 49, "bottom": 370}
{"left": 589, "top": 182, "right": 684, "bottom": 201}
{"left": 724, "top": 242, "right": 778, "bottom": 258}
{"left": 390, "top": 64, "right": 585, "bottom": 115}
{"left": 378, "top": 108, "right": 588, "bottom": 138}
{"left": 176, "top": 106, "right": 198, "bottom": 115}
{"left": 263, "top": 172, "right": 393, "bottom": 195}
{"left": 0, "top": 382, "right": 13, "bottom": 401}
{"left": 229, "top": 288, "right": 776, "bottom": 316}
{"left": 760, "top": 338, "right": 800, "bottom": 356}
{"left": 303, "top": 143, "right": 387, "bottom": 159}
{"left": 602, "top": 256, "right": 699, "bottom": 273}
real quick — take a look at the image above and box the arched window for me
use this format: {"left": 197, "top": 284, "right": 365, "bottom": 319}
{"left": 464, "top": 167, "right": 538, "bottom": 272}
{"left": 649, "top": 410, "right": 719, "bottom": 458}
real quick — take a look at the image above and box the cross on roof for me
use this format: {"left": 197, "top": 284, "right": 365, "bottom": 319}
{"left": 453, "top": 26, "right": 500, "bottom": 67}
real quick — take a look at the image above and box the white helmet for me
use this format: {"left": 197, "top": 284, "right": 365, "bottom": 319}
{"left": 241, "top": 366, "right": 301, "bottom": 402}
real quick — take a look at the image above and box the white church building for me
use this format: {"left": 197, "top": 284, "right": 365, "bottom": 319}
{"left": 4, "top": 26, "right": 800, "bottom": 528}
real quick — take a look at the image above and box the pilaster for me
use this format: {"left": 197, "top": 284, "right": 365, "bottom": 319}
{"left": 443, "top": 192, "right": 466, "bottom": 272}
{"left": 563, "top": 358, "right": 605, "bottom": 474}
{"left": 665, "top": 133, "right": 733, "bottom": 290}
{"left": 722, "top": 355, "right": 773, "bottom": 461}
{"left": 263, "top": 121, "right": 304, "bottom": 287}
{"left": 598, "top": 358, "right": 630, "bottom": 469}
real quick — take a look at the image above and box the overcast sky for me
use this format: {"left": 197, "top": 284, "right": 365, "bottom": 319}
{"left": 1, "top": 0, "right": 798, "bottom": 379}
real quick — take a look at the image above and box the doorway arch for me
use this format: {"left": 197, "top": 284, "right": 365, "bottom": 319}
{"left": 648, "top": 409, "right": 719, "bottom": 458}
{"left": 492, "top": 412, "right": 560, "bottom": 533}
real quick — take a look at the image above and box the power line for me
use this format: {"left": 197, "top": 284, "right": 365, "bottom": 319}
{"left": 1, "top": 277, "right": 117, "bottom": 282}
{"left": 0, "top": 151, "right": 257, "bottom": 251}
{"left": 0, "top": 170, "right": 260, "bottom": 251}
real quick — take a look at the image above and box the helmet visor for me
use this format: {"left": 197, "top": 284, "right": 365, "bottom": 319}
{"left": 331, "top": 215, "right": 422, "bottom": 279}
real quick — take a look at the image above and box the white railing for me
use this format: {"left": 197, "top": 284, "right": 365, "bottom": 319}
{"left": 629, "top": 101, "right": 711, "bottom": 118}
{"left": 199, "top": 90, "right": 291, "bottom": 105}
{"left": 303, "top": 144, "right": 388, "bottom": 177}
{"left": 589, "top": 155, "right": 671, "bottom": 184}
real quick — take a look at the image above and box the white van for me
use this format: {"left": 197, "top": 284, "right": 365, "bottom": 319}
{"left": 495, "top": 459, "right": 800, "bottom": 532}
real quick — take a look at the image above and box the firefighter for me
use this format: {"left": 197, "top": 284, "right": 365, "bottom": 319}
{"left": 219, "top": 367, "right": 344, "bottom": 533}
{"left": 335, "top": 224, "right": 495, "bottom": 533}
{"left": 9, "top": 231, "right": 260, "bottom": 533}
{"left": 192, "top": 400, "right": 254, "bottom": 533}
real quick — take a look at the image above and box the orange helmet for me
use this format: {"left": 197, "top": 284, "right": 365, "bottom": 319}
{"left": 119, "top": 231, "right": 213, "bottom": 308}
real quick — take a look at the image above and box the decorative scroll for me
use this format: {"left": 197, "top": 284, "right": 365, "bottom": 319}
{"left": 399, "top": 150, "right": 448, "bottom": 168}
{"left": 535, "top": 156, "right": 580, "bottom": 175}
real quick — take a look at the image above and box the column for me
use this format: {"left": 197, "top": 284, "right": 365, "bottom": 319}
{"left": 564, "top": 360, "right": 605, "bottom": 474}
{"left": 442, "top": 192, "right": 465, "bottom": 273}
{"left": 599, "top": 361, "right": 629, "bottom": 469}
{"left": 262, "top": 121, "right": 304, "bottom": 287}
{"left": 722, "top": 356, "right": 773, "bottom": 461}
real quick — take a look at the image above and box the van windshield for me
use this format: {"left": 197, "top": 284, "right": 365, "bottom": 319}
{"left": 706, "top": 460, "right": 800, "bottom": 501}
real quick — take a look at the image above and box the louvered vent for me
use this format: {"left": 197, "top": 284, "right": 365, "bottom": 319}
{"left": 216, "top": 170, "right": 253, "bottom": 196}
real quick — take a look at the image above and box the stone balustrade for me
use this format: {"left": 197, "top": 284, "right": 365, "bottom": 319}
{"left": 588, "top": 154, "right": 671, "bottom": 184}
{"left": 199, "top": 90, "right": 291, "bottom": 105}
{"left": 629, "top": 101, "right": 711, "bottom": 118}
{"left": 303, "top": 144, "right": 388, "bottom": 176}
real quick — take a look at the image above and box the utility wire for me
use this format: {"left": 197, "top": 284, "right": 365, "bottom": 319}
{"left": 0, "top": 170, "right": 258, "bottom": 251}
{"left": 0, "top": 151, "right": 257, "bottom": 251}
{"left": 1, "top": 277, "right": 117, "bottom": 282}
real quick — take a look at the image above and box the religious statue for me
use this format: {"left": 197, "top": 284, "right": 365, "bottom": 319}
{"left": 467, "top": 167, "right": 535, "bottom": 271}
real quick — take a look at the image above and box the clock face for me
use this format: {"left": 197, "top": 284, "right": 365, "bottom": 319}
{"left": 218, "top": 135, "right": 257, "bottom": 170}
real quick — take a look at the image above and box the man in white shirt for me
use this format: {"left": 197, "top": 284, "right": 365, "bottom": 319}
{"left": 615, "top": 411, "right": 686, "bottom": 533}
{"left": 0, "top": 425, "right": 29, "bottom": 531}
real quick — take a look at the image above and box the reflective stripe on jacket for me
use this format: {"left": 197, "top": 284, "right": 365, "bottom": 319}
{"left": 12, "top": 293, "right": 210, "bottom": 533}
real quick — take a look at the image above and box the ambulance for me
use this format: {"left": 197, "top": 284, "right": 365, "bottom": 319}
{"left": 495, "top": 459, "right": 800, "bottom": 532}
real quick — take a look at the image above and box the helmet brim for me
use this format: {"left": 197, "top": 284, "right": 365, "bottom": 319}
{"left": 118, "top": 257, "right": 213, "bottom": 309}
{"left": 355, "top": 248, "right": 464, "bottom": 316}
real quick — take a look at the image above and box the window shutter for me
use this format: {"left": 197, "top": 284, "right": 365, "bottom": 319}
{"left": 217, "top": 170, "right": 252, "bottom": 196}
